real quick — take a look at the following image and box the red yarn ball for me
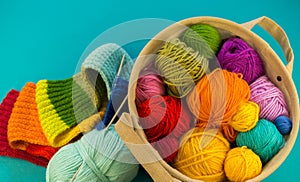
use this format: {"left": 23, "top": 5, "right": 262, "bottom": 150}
{"left": 137, "top": 95, "right": 192, "bottom": 162}
{"left": 152, "top": 136, "right": 179, "bottom": 163}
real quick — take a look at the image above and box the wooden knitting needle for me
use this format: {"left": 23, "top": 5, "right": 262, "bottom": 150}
{"left": 106, "top": 54, "right": 128, "bottom": 130}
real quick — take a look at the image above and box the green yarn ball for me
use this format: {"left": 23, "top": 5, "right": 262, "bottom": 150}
{"left": 236, "top": 119, "right": 285, "bottom": 163}
{"left": 46, "top": 126, "right": 139, "bottom": 182}
{"left": 155, "top": 38, "right": 209, "bottom": 98}
{"left": 182, "top": 24, "right": 221, "bottom": 58}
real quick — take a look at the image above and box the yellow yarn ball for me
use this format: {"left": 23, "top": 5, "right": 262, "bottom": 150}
{"left": 229, "top": 101, "right": 259, "bottom": 132}
{"left": 224, "top": 146, "right": 262, "bottom": 182}
{"left": 173, "top": 127, "right": 230, "bottom": 182}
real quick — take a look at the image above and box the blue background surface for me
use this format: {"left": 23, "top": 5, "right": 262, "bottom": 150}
{"left": 0, "top": 0, "right": 299, "bottom": 181}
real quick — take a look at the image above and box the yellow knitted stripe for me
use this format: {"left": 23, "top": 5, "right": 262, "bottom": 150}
{"left": 36, "top": 80, "right": 80, "bottom": 147}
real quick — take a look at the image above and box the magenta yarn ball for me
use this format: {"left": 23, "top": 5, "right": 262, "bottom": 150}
{"left": 217, "top": 37, "right": 265, "bottom": 84}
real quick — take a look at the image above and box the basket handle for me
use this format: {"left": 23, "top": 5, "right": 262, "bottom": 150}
{"left": 242, "top": 16, "right": 294, "bottom": 75}
{"left": 115, "top": 113, "right": 175, "bottom": 182}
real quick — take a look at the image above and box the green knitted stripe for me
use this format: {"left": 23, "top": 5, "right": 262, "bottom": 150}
{"left": 46, "top": 78, "right": 96, "bottom": 127}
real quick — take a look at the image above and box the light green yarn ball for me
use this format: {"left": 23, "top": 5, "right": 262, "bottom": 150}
{"left": 46, "top": 126, "right": 139, "bottom": 182}
{"left": 182, "top": 24, "right": 221, "bottom": 59}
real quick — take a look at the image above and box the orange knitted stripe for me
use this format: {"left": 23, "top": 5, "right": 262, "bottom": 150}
{"left": 8, "top": 82, "right": 53, "bottom": 150}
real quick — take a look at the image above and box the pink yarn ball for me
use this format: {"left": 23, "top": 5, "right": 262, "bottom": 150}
{"left": 250, "top": 75, "right": 289, "bottom": 121}
{"left": 135, "top": 74, "right": 166, "bottom": 106}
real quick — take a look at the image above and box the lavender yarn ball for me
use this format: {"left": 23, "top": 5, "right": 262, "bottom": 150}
{"left": 217, "top": 37, "right": 265, "bottom": 84}
{"left": 250, "top": 75, "right": 289, "bottom": 121}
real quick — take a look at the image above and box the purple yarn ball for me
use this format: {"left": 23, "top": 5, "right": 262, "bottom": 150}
{"left": 217, "top": 37, "right": 265, "bottom": 84}
{"left": 250, "top": 75, "right": 289, "bottom": 121}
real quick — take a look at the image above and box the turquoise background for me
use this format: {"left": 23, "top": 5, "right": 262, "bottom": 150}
{"left": 0, "top": 0, "right": 299, "bottom": 181}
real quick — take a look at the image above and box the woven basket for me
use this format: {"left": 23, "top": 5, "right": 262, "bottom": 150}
{"left": 115, "top": 16, "right": 300, "bottom": 182}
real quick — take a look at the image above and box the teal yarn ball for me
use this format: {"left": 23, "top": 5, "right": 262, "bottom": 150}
{"left": 236, "top": 119, "right": 285, "bottom": 163}
{"left": 46, "top": 126, "right": 139, "bottom": 182}
{"left": 181, "top": 24, "right": 221, "bottom": 58}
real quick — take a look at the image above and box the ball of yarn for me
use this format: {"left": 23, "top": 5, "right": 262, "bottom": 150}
{"left": 250, "top": 75, "right": 289, "bottom": 121}
{"left": 138, "top": 95, "right": 191, "bottom": 142}
{"left": 229, "top": 101, "right": 259, "bottom": 132}
{"left": 151, "top": 136, "right": 179, "bottom": 163}
{"left": 173, "top": 127, "right": 230, "bottom": 181}
{"left": 46, "top": 126, "right": 139, "bottom": 182}
{"left": 274, "top": 115, "right": 292, "bottom": 135}
{"left": 217, "top": 37, "right": 265, "bottom": 84}
{"left": 182, "top": 24, "right": 221, "bottom": 58}
{"left": 137, "top": 95, "right": 192, "bottom": 162}
{"left": 187, "top": 69, "right": 250, "bottom": 142}
{"left": 155, "top": 38, "right": 209, "bottom": 98}
{"left": 224, "top": 147, "right": 262, "bottom": 181}
{"left": 135, "top": 73, "right": 166, "bottom": 106}
{"left": 236, "top": 119, "right": 285, "bottom": 163}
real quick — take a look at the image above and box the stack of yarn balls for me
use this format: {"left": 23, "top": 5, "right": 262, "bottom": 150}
{"left": 135, "top": 23, "right": 292, "bottom": 181}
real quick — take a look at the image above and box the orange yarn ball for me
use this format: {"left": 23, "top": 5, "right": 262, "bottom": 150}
{"left": 173, "top": 127, "right": 230, "bottom": 182}
{"left": 186, "top": 69, "right": 250, "bottom": 142}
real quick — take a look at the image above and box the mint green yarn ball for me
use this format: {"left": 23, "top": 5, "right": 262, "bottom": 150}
{"left": 181, "top": 24, "right": 221, "bottom": 59}
{"left": 46, "top": 126, "right": 139, "bottom": 182}
{"left": 236, "top": 119, "right": 285, "bottom": 163}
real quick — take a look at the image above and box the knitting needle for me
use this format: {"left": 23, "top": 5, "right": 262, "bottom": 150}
{"left": 106, "top": 54, "right": 128, "bottom": 130}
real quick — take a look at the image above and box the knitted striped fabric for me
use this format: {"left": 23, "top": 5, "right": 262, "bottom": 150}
{"left": 36, "top": 73, "right": 97, "bottom": 148}
{"left": 0, "top": 90, "right": 48, "bottom": 167}
{"left": 82, "top": 43, "right": 133, "bottom": 101}
{"left": 8, "top": 83, "right": 59, "bottom": 160}
{"left": 36, "top": 43, "right": 133, "bottom": 147}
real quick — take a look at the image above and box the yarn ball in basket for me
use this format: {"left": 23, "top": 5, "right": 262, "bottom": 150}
{"left": 46, "top": 126, "right": 139, "bottom": 182}
{"left": 274, "top": 115, "right": 292, "bottom": 135}
{"left": 155, "top": 38, "right": 209, "bottom": 98}
{"left": 187, "top": 69, "right": 250, "bottom": 142}
{"left": 182, "top": 24, "right": 221, "bottom": 59}
{"left": 137, "top": 95, "right": 192, "bottom": 162}
{"left": 224, "top": 146, "right": 262, "bottom": 182}
{"left": 135, "top": 73, "right": 166, "bottom": 106}
{"left": 236, "top": 119, "right": 285, "bottom": 163}
{"left": 250, "top": 75, "right": 289, "bottom": 121}
{"left": 229, "top": 101, "right": 260, "bottom": 132}
{"left": 217, "top": 37, "right": 265, "bottom": 84}
{"left": 173, "top": 127, "right": 230, "bottom": 181}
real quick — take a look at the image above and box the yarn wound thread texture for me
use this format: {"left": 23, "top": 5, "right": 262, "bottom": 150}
{"left": 224, "top": 146, "right": 262, "bottom": 182}
{"left": 250, "top": 75, "right": 289, "bottom": 121}
{"left": 236, "top": 119, "right": 285, "bottom": 163}
{"left": 155, "top": 38, "right": 209, "bottom": 98}
{"left": 135, "top": 73, "right": 166, "bottom": 106}
{"left": 7, "top": 82, "right": 58, "bottom": 160}
{"left": 182, "top": 24, "right": 221, "bottom": 59}
{"left": 46, "top": 125, "right": 139, "bottom": 182}
{"left": 173, "top": 127, "right": 230, "bottom": 182}
{"left": 229, "top": 101, "right": 259, "bottom": 132}
{"left": 274, "top": 115, "right": 292, "bottom": 135}
{"left": 187, "top": 69, "right": 250, "bottom": 142}
{"left": 217, "top": 37, "right": 265, "bottom": 84}
{"left": 0, "top": 90, "right": 48, "bottom": 167}
{"left": 137, "top": 95, "right": 192, "bottom": 163}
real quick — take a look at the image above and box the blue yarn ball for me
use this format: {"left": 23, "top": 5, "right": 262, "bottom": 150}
{"left": 46, "top": 126, "right": 139, "bottom": 182}
{"left": 96, "top": 78, "right": 129, "bottom": 130}
{"left": 274, "top": 115, "right": 292, "bottom": 135}
{"left": 236, "top": 119, "right": 285, "bottom": 163}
